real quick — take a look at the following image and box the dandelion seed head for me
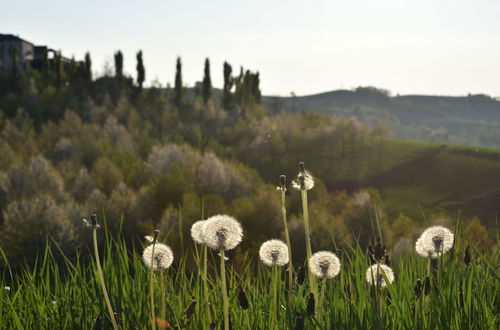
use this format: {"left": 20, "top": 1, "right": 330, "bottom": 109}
{"left": 309, "top": 251, "right": 341, "bottom": 279}
{"left": 365, "top": 264, "right": 394, "bottom": 288}
{"left": 202, "top": 214, "right": 243, "bottom": 251}
{"left": 292, "top": 171, "right": 315, "bottom": 190}
{"left": 190, "top": 220, "right": 207, "bottom": 244}
{"left": 259, "top": 239, "right": 289, "bottom": 267}
{"left": 142, "top": 243, "right": 174, "bottom": 270}
{"left": 415, "top": 225, "right": 454, "bottom": 258}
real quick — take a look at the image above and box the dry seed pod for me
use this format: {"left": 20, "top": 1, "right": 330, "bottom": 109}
{"left": 238, "top": 286, "right": 249, "bottom": 310}
{"left": 414, "top": 278, "right": 422, "bottom": 298}
{"left": 464, "top": 246, "right": 471, "bottom": 266}
{"left": 306, "top": 293, "right": 315, "bottom": 316}
{"left": 294, "top": 312, "right": 304, "bottom": 330}
{"left": 183, "top": 298, "right": 197, "bottom": 319}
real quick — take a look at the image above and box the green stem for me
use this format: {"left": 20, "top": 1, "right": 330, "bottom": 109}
{"left": 318, "top": 279, "right": 326, "bottom": 321}
{"left": 93, "top": 227, "right": 118, "bottom": 330}
{"left": 301, "top": 189, "right": 317, "bottom": 305}
{"left": 150, "top": 242, "right": 157, "bottom": 330}
{"left": 160, "top": 270, "right": 166, "bottom": 322}
{"left": 203, "top": 244, "right": 210, "bottom": 327}
{"left": 220, "top": 249, "right": 229, "bottom": 330}
{"left": 280, "top": 188, "right": 293, "bottom": 312}
{"left": 270, "top": 266, "right": 278, "bottom": 328}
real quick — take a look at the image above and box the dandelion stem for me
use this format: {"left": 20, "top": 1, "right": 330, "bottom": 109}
{"left": 203, "top": 244, "right": 210, "bottom": 327}
{"left": 92, "top": 226, "right": 118, "bottom": 330}
{"left": 300, "top": 188, "right": 317, "bottom": 307}
{"left": 149, "top": 241, "right": 157, "bottom": 330}
{"left": 318, "top": 279, "right": 326, "bottom": 321}
{"left": 160, "top": 269, "right": 166, "bottom": 322}
{"left": 279, "top": 175, "right": 293, "bottom": 312}
{"left": 220, "top": 249, "right": 229, "bottom": 330}
{"left": 270, "top": 266, "right": 278, "bottom": 328}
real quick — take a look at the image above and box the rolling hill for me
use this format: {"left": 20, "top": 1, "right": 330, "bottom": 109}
{"left": 262, "top": 87, "right": 500, "bottom": 148}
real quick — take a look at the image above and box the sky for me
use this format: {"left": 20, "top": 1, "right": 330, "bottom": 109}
{"left": 2, "top": 0, "right": 500, "bottom": 97}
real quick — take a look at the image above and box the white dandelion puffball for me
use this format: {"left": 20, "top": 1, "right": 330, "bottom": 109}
{"left": 191, "top": 220, "right": 207, "bottom": 244}
{"left": 415, "top": 225, "right": 454, "bottom": 259}
{"left": 292, "top": 171, "right": 315, "bottom": 190}
{"left": 309, "top": 251, "right": 341, "bottom": 279}
{"left": 203, "top": 214, "right": 243, "bottom": 251}
{"left": 365, "top": 264, "right": 394, "bottom": 288}
{"left": 142, "top": 243, "right": 174, "bottom": 270}
{"left": 259, "top": 239, "right": 289, "bottom": 267}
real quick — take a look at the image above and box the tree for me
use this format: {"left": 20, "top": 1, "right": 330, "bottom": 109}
{"left": 114, "top": 50, "right": 123, "bottom": 79}
{"left": 174, "top": 57, "right": 183, "bottom": 107}
{"left": 84, "top": 52, "right": 92, "bottom": 82}
{"left": 222, "top": 61, "right": 233, "bottom": 110}
{"left": 463, "top": 217, "right": 493, "bottom": 252}
{"left": 202, "top": 58, "right": 212, "bottom": 105}
{"left": 136, "top": 50, "right": 145, "bottom": 90}
{"left": 252, "top": 71, "right": 261, "bottom": 104}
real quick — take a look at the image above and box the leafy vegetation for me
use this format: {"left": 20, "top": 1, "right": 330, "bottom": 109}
{"left": 264, "top": 86, "right": 500, "bottom": 148}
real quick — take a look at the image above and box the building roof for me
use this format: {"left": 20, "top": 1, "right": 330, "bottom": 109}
{"left": 0, "top": 34, "right": 24, "bottom": 42}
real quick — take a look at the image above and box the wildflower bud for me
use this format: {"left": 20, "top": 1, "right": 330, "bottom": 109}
{"left": 299, "top": 175, "right": 306, "bottom": 190}
{"left": 4, "top": 286, "right": 10, "bottom": 294}
{"left": 153, "top": 229, "right": 160, "bottom": 243}
{"left": 414, "top": 278, "right": 422, "bottom": 298}
{"left": 296, "top": 264, "right": 306, "bottom": 285}
{"left": 464, "top": 246, "right": 471, "bottom": 266}
{"left": 306, "top": 292, "right": 315, "bottom": 316}
{"left": 183, "top": 298, "right": 197, "bottom": 320}
{"left": 90, "top": 213, "right": 98, "bottom": 226}
{"left": 294, "top": 312, "right": 304, "bottom": 330}
{"left": 374, "top": 238, "right": 385, "bottom": 261}
{"left": 298, "top": 162, "right": 305, "bottom": 174}
{"left": 279, "top": 175, "right": 286, "bottom": 188}
{"left": 238, "top": 285, "right": 249, "bottom": 310}
{"left": 424, "top": 275, "right": 431, "bottom": 296}
{"left": 367, "top": 245, "right": 375, "bottom": 264}
{"left": 209, "top": 322, "right": 216, "bottom": 330}
{"left": 384, "top": 255, "right": 391, "bottom": 266}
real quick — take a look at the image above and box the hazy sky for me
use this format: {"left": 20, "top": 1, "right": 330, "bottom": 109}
{"left": 2, "top": 0, "right": 499, "bottom": 96}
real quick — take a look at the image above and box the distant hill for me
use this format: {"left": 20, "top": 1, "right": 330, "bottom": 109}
{"left": 307, "top": 138, "right": 500, "bottom": 225}
{"left": 262, "top": 87, "right": 500, "bottom": 148}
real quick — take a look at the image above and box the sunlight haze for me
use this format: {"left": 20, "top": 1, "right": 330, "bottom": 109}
{"left": 2, "top": 0, "right": 499, "bottom": 96}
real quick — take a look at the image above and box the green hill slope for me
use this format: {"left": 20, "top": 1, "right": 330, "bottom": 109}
{"left": 262, "top": 87, "right": 500, "bottom": 148}
{"left": 308, "top": 138, "right": 500, "bottom": 224}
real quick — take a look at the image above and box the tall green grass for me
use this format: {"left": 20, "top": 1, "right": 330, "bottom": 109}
{"left": 1, "top": 225, "right": 497, "bottom": 329}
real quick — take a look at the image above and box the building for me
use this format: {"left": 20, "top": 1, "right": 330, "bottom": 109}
{"left": 0, "top": 34, "right": 58, "bottom": 72}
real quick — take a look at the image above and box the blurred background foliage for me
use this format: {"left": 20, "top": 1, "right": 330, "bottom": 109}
{"left": 0, "top": 52, "right": 496, "bottom": 267}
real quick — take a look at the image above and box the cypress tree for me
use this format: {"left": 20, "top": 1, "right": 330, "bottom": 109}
{"left": 174, "top": 57, "right": 183, "bottom": 107}
{"left": 136, "top": 50, "right": 145, "bottom": 90}
{"left": 114, "top": 51, "right": 123, "bottom": 79}
{"left": 252, "top": 72, "right": 261, "bottom": 104}
{"left": 84, "top": 52, "right": 92, "bottom": 82}
{"left": 222, "top": 61, "right": 233, "bottom": 110}
{"left": 202, "top": 58, "right": 212, "bottom": 105}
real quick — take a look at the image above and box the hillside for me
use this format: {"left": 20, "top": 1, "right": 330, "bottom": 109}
{"left": 263, "top": 87, "right": 500, "bottom": 148}
{"left": 324, "top": 139, "right": 500, "bottom": 224}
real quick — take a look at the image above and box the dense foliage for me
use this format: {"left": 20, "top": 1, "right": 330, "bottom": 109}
{"left": 0, "top": 53, "right": 495, "bottom": 267}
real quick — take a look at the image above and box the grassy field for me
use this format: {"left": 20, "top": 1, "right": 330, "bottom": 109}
{"left": 1, "top": 215, "right": 498, "bottom": 329}
{"left": 300, "top": 138, "right": 500, "bottom": 223}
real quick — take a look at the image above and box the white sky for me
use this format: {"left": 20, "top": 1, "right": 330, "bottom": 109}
{"left": 2, "top": 0, "right": 499, "bottom": 96}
